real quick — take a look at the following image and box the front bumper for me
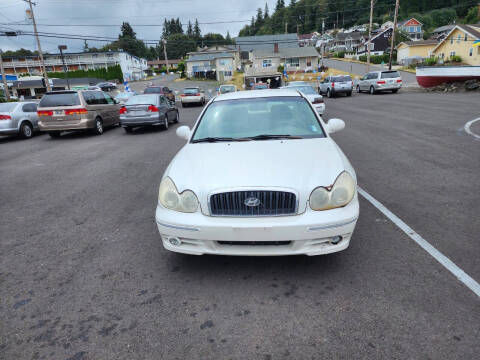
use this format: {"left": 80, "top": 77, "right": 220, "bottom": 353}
{"left": 155, "top": 196, "right": 359, "bottom": 256}
{"left": 38, "top": 117, "right": 93, "bottom": 131}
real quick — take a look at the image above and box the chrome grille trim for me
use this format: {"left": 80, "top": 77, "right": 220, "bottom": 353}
{"left": 208, "top": 190, "right": 298, "bottom": 217}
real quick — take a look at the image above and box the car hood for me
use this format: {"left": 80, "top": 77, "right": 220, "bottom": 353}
{"left": 166, "top": 138, "right": 348, "bottom": 212}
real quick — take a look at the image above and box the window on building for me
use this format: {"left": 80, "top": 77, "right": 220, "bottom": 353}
{"left": 224, "top": 71, "right": 232, "bottom": 77}
{"left": 450, "top": 51, "right": 456, "bottom": 57}
{"left": 457, "top": 34, "right": 461, "bottom": 43}
{"left": 262, "top": 59, "right": 272, "bottom": 67}
{"left": 409, "top": 26, "right": 414, "bottom": 32}
{"left": 416, "top": 26, "right": 421, "bottom": 32}
{"left": 464, "top": 33, "right": 468, "bottom": 41}
{"left": 306, "top": 60, "right": 312, "bottom": 67}
{"left": 286, "top": 58, "right": 299, "bottom": 67}
{"left": 469, "top": 48, "right": 473, "bottom": 56}
{"left": 450, "top": 37, "right": 454, "bottom": 44}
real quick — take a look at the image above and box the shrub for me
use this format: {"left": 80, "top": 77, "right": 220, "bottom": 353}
{"left": 450, "top": 55, "right": 462, "bottom": 63}
{"left": 47, "top": 64, "right": 123, "bottom": 82}
{"left": 424, "top": 57, "right": 437, "bottom": 66}
{"left": 336, "top": 51, "right": 345, "bottom": 58}
{"left": 358, "top": 54, "right": 390, "bottom": 64}
{"left": 277, "top": 64, "right": 284, "bottom": 73}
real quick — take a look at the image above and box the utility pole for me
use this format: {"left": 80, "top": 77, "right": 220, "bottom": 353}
{"left": 285, "top": 22, "right": 288, "bottom": 34}
{"left": 28, "top": 0, "right": 51, "bottom": 91}
{"left": 388, "top": 0, "right": 400, "bottom": 70}
{"left": 58, "top": 45, "right": 70, "bottom": 90}
{"left": 367, "top": 0, "right": 374, "bottom": 72}
{"left": 163, "top": 39, "right": 169, "bottom": 71}
{"left": 322, "top": 18, "right": 325, "bottom": 35}
{"left": 297, "top": 24, "right": 300, "bottom": 34}
{"left": 0, "top": 50, "right": 10, "bottom": 100}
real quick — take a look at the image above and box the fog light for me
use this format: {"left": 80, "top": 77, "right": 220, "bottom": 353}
{"left": 168, "top": 237, "right": 182, "bottom": 246}
{"left": 331, "top": 236, "right": 342, "bottom": 245}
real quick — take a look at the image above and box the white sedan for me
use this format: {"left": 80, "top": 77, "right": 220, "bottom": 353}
{"left": 155, "top": 89, "right": 359, "bottom": 256}
{"left": 281, "top": 85, "right": 325, "bottom": 115}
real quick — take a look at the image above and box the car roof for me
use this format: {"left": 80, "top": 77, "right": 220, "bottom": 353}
{"left": 214, "top": 89, "right": 301, "bottom": 101}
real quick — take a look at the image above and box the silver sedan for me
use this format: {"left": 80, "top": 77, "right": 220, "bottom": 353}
{"left": 0, "top": 101, "right": 39, "bottom": 139}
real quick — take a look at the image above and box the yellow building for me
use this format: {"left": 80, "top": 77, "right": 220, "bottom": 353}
{"left": 396, "top": 40, "right": 438, "bottom": 64}
{"left": 431, "top": 24, "right": 480, "bottom": 65}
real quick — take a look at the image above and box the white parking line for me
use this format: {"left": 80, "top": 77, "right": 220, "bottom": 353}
{"left": 358, "top": 187, "right": 480, "bottom": 298}
{"left": 464, "top": 118, "right": 480, "bottom": 140}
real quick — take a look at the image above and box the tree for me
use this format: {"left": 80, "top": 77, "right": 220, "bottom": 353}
{"left": 463, "top": 5, "right": 479, "bottom": 24}
{"left": 225, "top": 31, "right": 233, "bottom": 44}
{"left": 264, "top": 3, "right": 270, "bottom": 19}
{"left": 187, "top": 21, "right": 193, "bottom": 35}
{"left": 83, "top": 40, "right": 89, "bottom": 52}
{"left": 194, "top": 19, "right": 201, "bottom": 37}
{"left": 119, "top": 22, "right": 136, "bottom": 39}
{"left": 159, "top": 33, "right": 196, "bottom": 60}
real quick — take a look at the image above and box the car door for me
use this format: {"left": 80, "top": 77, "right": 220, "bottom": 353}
{"left": 22, "top": 103, "right": 39, "bottom": 129}
{"left": 319, "top": 78, "right": 327, "bottom": 94}
{"left": 92, "top": 91, "right": 111, "bottom": 124}
{"left": 103, "top": 93, "right": 120, "bottom": 125}
{"left": 159, "top": 95, "right": 171, "bottom": 120}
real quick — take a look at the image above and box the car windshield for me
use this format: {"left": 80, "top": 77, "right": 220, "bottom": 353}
{"left": 334, "top": 76, "right": 352, "bottom": 82}
{"left": 183, "top": 88, "right": 199, "bottom": 94}
{"left": 192, "top": 97, "right": 325, "bottom": 141}
{"left": 39, "top": 92, "right": 81, "bottom": 107}
{"left": 0, "top": 103, "right": 18, "bottom": 112}
{"left": 220, "top": 86, "right": 235, "bottom": 93}
{"left": 287, "top": 86, "right": 317, "bottom": 95}
{"left": 381, "top": 71, "right": 400, "bottom": 79}
{"left": 125, "top": 95, "right": 158, "bottom": 105}
{"left": 144, "top": 87, "right": 162, "bottom": 94}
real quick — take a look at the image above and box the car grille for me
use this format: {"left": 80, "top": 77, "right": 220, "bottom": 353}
{"left": 209, "top": 190, "right": 297, "bottom": 216}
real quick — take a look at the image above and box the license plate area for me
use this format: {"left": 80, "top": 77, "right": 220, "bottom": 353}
{"left": 53, "top": 110, "right": 64, "bottom": 116}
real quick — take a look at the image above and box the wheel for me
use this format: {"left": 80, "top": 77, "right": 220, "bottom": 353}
{"left": 392, "top": 89, "right": 398, "bottom": 93}
{"left": 327, "top": 88, "right": 331, "bottom": 98}
{"left": 123, "top": 126, "right": 132, "bottom": 133}
{"left": 181, "top": 103, "right": 186, "bottom": 108}
{"left": 174, "top": 111, "right": 179, "bottom": 123}
{"left": 201, "top": 98, "right": 206, "bottom": 105}
{"left": 369, "top": 86, "right": 375, "bottom": 95}
{"left": 92, "top": 117, "right": 104, "bottom": 135}
{"left": 162, "top": 115, "right": 169, "bottom": 130}
{"left": 347, "top": 91, "right": 352, "bottom": 97}
{"left": 48, "top": 131, "right": 61, "bottom": 138}
{"left": 356, "top": 85, "right": 361, "bottom": 93}
{"left": 20, "top": 122, "right": 33, "bottom": 139}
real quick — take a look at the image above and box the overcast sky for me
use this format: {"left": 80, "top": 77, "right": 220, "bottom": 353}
{"left": 0, "top": 0, "right": 277, "bottom": 53}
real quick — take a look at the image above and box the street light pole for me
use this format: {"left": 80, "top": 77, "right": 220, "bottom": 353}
{"left": 163, "top": 39, "right": 169, "bottom": 71}
{"left": 367, "top": 0, "right": 374, "bottom": 72}
{"left": 58, "top": 45, "right": 70, "bottom": 90}
{"left": 388, "top": 0, "right": 400, "bottom": 70}
{"left": 28, "top": 0, "right": 51, "bottom": 92}
{"left": 0, "top": 50, "right": 10, "bottom": 100}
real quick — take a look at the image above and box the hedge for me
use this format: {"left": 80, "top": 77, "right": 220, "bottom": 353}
{"left": 47, "top": 64, "right": 123, "bottom": 82}
{"left": 358, "top": 54, "right": 390, "bottom": 64}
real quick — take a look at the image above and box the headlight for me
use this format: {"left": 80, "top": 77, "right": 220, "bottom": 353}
{"left": 158, "top": 177, "right": 199, "bottom": 213}
{"left": 309, "top": 171, "right": 355, "bottom": 211}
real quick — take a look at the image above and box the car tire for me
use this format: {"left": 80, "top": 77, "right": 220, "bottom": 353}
{"left": 369, "top": 86, "right": 375, "bottom": 95}
{"left": 392, "top": 89, "right": 398, "bottom": 93}
{"left": 162, "top": 115, "right": 169, "bottom": 130}
{"left": 202, "top": 98, "right": 205, "bottom": 105}
{"left": 48, "top": 131, "right": 61, "bottom": 138}
{"left": 92, "top": 117, "right": 104, "bottom": 135}
{"left": 356, "top": 85, "right": 361, "bottom": 93}
{"left": 347, "top": 91, "right": 352, "bottom": 97}
{"left": 20, "top": 122, "right": 33, "bottom": 139}
{"left": 124, "top": 126, "right": 132, "bottom": 133}
{"left": 181, "top": 103, "right": 186, "bottom": 108}
{"left": 174, "top": 111, "right": 179, "bottom": 123}
{"left": 327, "top": 89, "right": 331, "bottom": 98}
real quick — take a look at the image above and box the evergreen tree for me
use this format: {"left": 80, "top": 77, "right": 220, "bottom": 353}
{"left": 225, "top": 31, "right": 232, "bottom": 44}
{"left": 187, "top": 21, "right": 193, "bottom": 35}
{"left": 194, "top": 19, "right": 201, "bottom": 37}
{"left": 119, "top": 22, "right": 136, "bottom": 39}
{"left": 264, "top": 3, "right": 270, "bottom": 19}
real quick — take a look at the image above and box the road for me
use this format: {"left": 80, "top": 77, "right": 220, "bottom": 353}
{"left": 322, "top": 58, "right": 418, "bottom": 85}
{"left": 1, "top": 87, "right": 479, "bottom": 359}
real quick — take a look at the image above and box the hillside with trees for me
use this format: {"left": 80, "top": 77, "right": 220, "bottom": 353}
{"left": 239, "top": 0, "right": 478, "bottom": 37}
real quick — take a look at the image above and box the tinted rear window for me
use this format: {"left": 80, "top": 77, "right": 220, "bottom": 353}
{"left": 0, "top": 103, "right": 18, "bottom": 112}
{"left": 126, "top": 95, "right": 159, "bottom": 105}
{"left": 334, "top": 76, "right": 352, "bottom": 82}
{"left": 381, "top": 71, "right": 400, "bottom": 79}
{"left": 183, "top": 88, "right": 199, "bottom": 94}
{"left": 39, "top": 92, "right": 80, "bottom": 107}
{"left": 144, "top": 87, "right": 162, "bottom": 94}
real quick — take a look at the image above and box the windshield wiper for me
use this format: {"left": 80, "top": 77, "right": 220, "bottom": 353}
{"left": 240, "top": 134, "right": 304, "bottom": 140}
{"left": 191, "top": 137, "right": 250, "bottom": 143}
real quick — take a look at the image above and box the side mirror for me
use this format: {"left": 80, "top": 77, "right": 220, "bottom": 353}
{"left": 326, "top": 118, "right": 345, "bottom": 134}
{"left": 176, "top": 126, "right": 191, "bottom": 140}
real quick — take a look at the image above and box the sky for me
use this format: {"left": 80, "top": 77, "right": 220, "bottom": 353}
{"left": 0, "top": 0, "right": 277, "bottom": 53}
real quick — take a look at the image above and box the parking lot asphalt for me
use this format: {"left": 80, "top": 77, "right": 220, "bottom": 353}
{"left": 1, "top": 90, "right": 479, "bottom": 359}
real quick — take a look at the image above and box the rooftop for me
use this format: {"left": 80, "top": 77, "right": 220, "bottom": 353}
{"left": 252, "top": 46, "right": 319, "bottom": 59}
{"left": 234, "top": 33, "right": 299, "bottom": 51}
{"left": 186, "top": 52, "right": 234, "bottom": 62}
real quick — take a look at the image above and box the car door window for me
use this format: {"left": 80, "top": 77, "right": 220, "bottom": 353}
{"left": 22, "top": 103, "right": 37, "bottom": 112}
{"left": 160, "top": 96, "right": 168, "bottom": 106}
{"left": 103, "top": 93, "right": 114, "bottom": 104}
{"left": 93, "top": 92, "right": 107, "bottom": 104}
{"left": 82, "top": 92, "right": 95, "bottom": 105}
